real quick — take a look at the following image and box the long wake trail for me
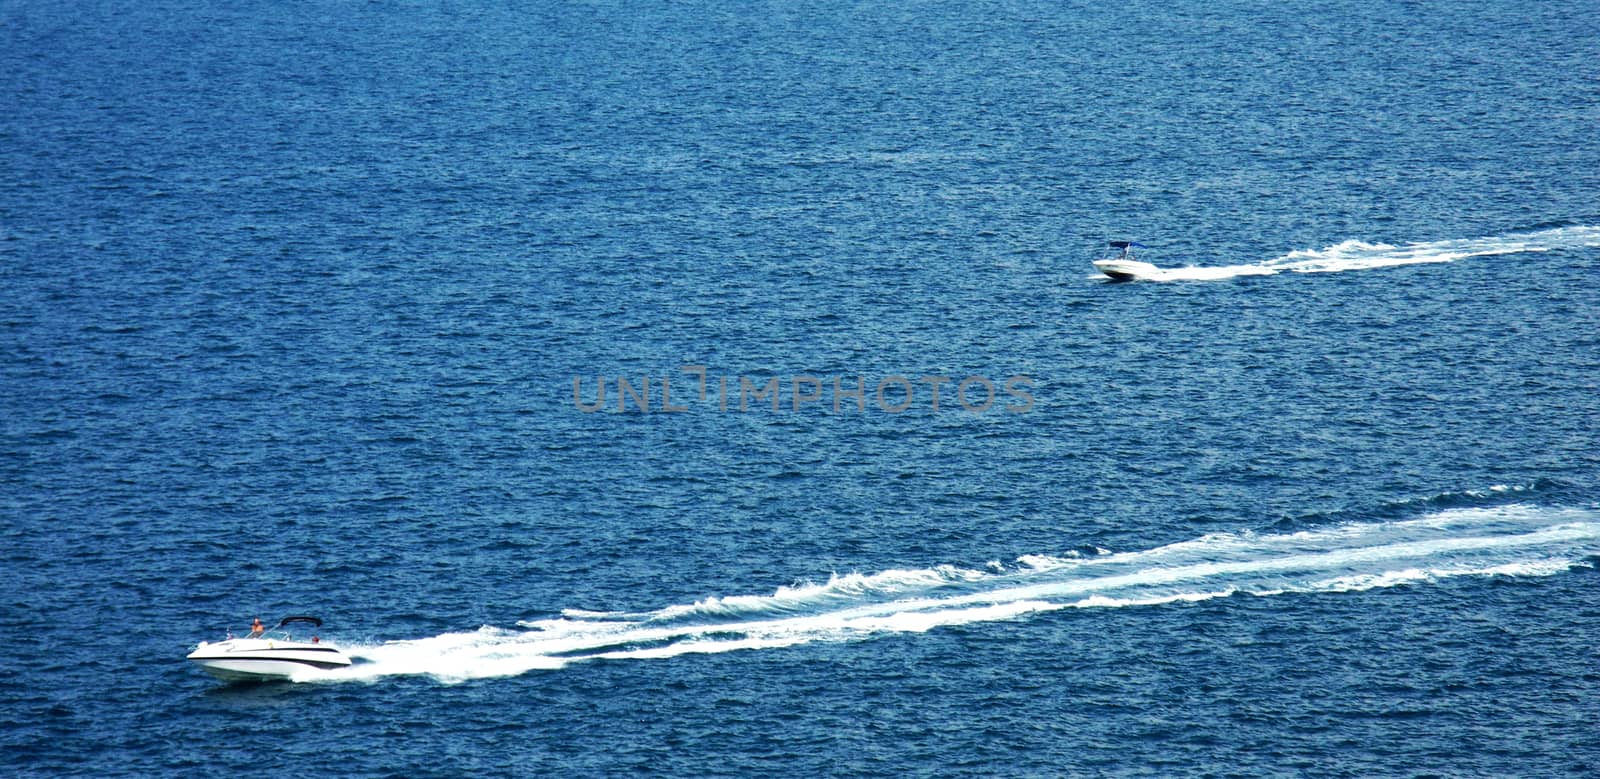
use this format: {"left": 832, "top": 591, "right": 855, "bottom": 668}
{"left": 310, "top": 505, "right": 1599, "bottom": 683}
{"left": 1140, "top": 224, "right": 1600, "bottom": 281}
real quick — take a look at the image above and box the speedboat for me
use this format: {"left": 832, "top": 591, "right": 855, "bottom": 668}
{"left": 1092, "top": 241, "right": 1160, "bottom": 281}
{"left": 187, "top": 616, "right": 352, "bottom": 682}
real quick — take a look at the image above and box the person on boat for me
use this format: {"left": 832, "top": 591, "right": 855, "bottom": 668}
{"left": 249, "top": 617, "right": 264, "bottom": 637}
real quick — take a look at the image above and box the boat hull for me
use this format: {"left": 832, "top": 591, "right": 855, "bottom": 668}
{"left": 187, "top": 638, "right": 351, "bottom": 682}
{"left": 1092, "top": 259, "right": 1160, "bottom": 281}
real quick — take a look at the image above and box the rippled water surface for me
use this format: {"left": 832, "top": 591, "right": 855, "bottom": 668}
{"left": 4, "top": 1, "right": 1599, "bottom": 776}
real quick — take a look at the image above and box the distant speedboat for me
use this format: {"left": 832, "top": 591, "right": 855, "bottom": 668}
{"left": 1092, "top": 241, "right": 1160, "bottom": 281}
{"left": 187, "top": 616, "right": 351, "bottom": 682}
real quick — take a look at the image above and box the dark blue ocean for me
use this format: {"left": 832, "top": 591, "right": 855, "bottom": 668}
{"left": 4, "top": 0, "right": 1600, "bottom": 775}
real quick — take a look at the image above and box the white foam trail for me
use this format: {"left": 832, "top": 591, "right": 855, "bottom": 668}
{"left": 305, "top": 505, "right": 1600, "bottom": 684}
{"left": 1132, "top": 225, "right": 1600, "bottom": 282}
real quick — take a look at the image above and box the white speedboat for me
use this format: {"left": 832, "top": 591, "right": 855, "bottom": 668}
{"left": 1092, "top": 241, "right": 1160, "bottom": 281}
{"left": 188, "top": 616, "right": 352, "bottom": 682}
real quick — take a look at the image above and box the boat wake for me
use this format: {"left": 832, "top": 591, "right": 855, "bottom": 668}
{"left": 1126, "top": 225, "right": 1600, "bottom": 282}
{"left": 310, "top": 504, "right": 1599, "bottom": 683}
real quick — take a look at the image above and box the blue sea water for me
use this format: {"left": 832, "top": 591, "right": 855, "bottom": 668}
{"left": 4, "top": 0, "right": 1600, "bottom": 775}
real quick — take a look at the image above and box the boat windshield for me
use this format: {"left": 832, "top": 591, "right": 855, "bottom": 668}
{"left": 231, "top": 616, "right": 327, "bottom": 641}
{"left": 1104, "top": 241, "right": 1144, "bottom": 260}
